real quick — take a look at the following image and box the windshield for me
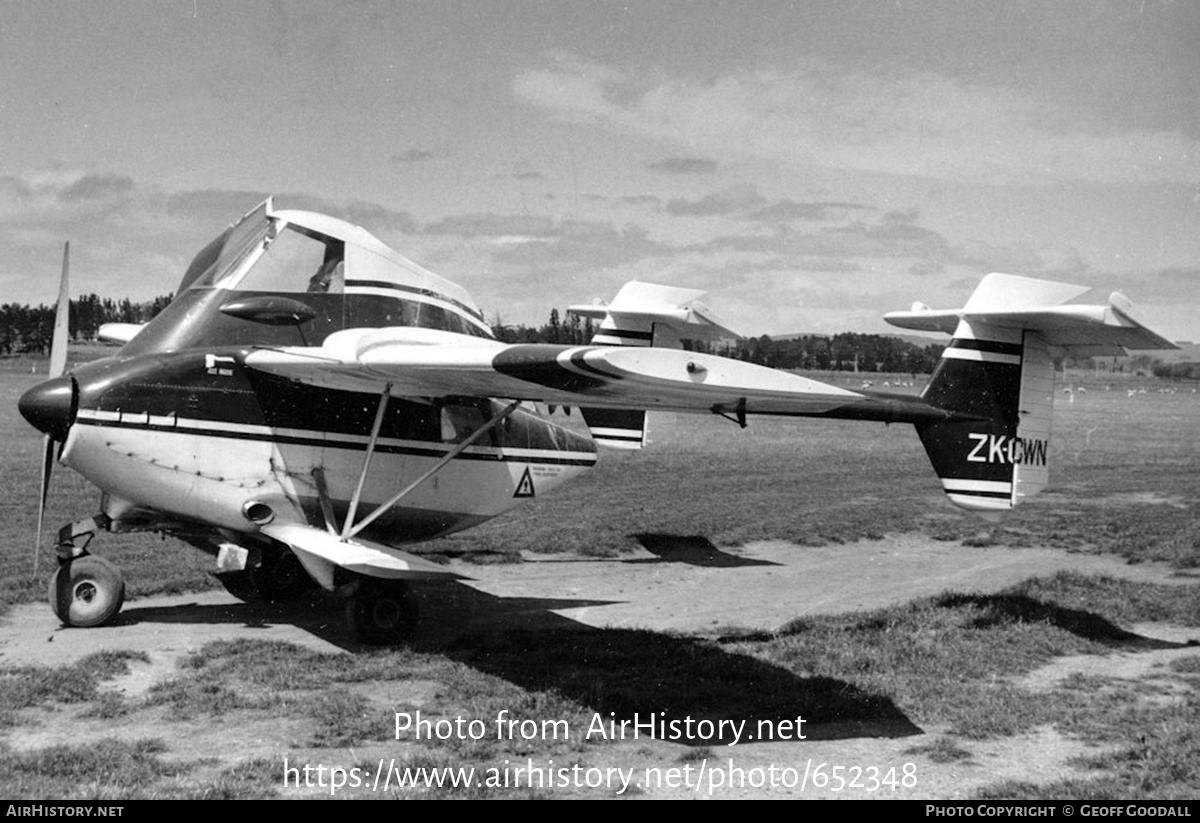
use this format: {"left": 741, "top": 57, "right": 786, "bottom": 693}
{"left": 176, "top": 201, "right": 346, "bottom": 295}
{"left": 176, "top": 200, "right": 273, "bottom": 293}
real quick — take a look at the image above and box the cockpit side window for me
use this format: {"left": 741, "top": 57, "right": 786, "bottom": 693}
{"left": 439, "top": 401, "right": 490, "bottom": 444}
{"left": 235, "top": 225, "right": 344, "bottom": 294}
{"left": 307, "top": 244, "right": 345, "bottom": 294}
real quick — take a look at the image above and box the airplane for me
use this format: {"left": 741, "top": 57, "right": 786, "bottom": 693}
{"left": 18, "top": 197, "right": 1177, "bottom": 644}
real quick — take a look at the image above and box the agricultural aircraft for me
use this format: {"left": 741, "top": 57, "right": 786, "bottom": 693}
{"left": 18, "top": 198, "right": 1176, "bottom": 644}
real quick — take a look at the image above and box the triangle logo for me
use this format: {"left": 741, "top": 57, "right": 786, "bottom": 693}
{"left": 513, "top": 466, "right": 536, "bottom": 498}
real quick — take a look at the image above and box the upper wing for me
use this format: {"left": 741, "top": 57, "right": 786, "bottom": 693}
{"left": 242, "top": 327, "right": 906, "bottom": 418}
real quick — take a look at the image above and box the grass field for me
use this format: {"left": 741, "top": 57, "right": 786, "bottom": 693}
{"left": 1, "top": 356, "right": 1198, "bottom": 799}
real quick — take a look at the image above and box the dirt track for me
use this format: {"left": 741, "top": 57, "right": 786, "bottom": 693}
{"left": 2, "top": 537, "right": 1196, "bottom": 799}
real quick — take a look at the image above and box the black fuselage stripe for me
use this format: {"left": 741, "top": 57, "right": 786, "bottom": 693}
{"left": 948, "top": 489, "right": 1013, "bottom": 499}
{"left": 344, "top": 279, "right": 485, "bottom": 321}
{"left": 595, "top": 328, "right": 654, "bottom": 340}
{"left": 78, "top": 420, "right": 597, "bottom": 466}
{"left": 568, "top": 350, "right": 624, "bottom": 380}
{"left": 948, "top": 339, "right": 1024, "bottom": 356}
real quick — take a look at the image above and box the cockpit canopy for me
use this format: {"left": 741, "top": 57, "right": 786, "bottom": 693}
{"left": 123, "top": 198, "right": 492, "bottom": 354}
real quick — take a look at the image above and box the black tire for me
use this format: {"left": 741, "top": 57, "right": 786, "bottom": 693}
{"left": 347, "top": 580, "right": 419, "bottom": 645}
{"left": 250, "top": 547, "right": 312, "bottom": 601}
{"left": 48, "top": 555, "right": 126, "bottom": 628}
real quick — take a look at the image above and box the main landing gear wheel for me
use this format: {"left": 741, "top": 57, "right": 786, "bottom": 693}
{"left": 347, "top": 580, "right": 419, "bottom": 646}
{"left": 48, "top": 555, "right": 126, "bottom": 628}
{"left": 250, "top": 547, "right": 312, "bottom": 602}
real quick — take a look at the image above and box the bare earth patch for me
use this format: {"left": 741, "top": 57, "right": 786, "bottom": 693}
{"left": 1, "top": 535, "right": 1196, "bottom": 799}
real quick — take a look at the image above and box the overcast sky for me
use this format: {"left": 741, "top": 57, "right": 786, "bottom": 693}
{"left": 2, "top": 1, "right": 1197, "bottom": 340}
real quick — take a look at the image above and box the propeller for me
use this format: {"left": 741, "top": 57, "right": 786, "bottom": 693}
{"left": 33, "top": 242, "right": 71, "bottom": 576}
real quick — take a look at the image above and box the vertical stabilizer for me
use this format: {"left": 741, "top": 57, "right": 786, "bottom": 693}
{"left": 915, "top": 322, "right": 1054, "bottom": 520}
{"left": 889, "top": 272, "right": 1175, "bottom": 520}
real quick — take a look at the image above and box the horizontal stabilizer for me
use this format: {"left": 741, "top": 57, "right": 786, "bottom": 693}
{"left": 884, "top": 273, "right": 1177, "bottom": 356}
{"left": 568, "top": 280, "right": 741, "bottom": 347}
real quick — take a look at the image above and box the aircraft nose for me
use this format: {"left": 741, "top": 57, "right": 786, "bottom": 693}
{"left": 19, "top": 375, "right": 77, "bottom": 441}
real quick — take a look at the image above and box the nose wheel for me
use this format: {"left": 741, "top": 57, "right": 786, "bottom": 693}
{"left": 48, "top": 554, "right": 126, "bottom": 628}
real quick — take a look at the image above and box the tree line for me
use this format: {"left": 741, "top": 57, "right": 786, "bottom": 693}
{"left": 0, "top": 294, "right": 172, "bottom": 355}
{"left": 696, "top": 332, "right": 945, "bottom": 374}
{"left": 1151, "top": 361, "right": 1200, "bottom": 382}
{"left": 492, "top": 309, "right": 947, "bottom": 374}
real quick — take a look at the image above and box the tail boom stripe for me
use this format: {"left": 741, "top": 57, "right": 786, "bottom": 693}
{"left": 947, "top": 493, "right": 1013, "bottom": 510}
{"left": 587, "top": 427, "right": 644, "bottom": 442}
{"left": 941, "top": 478, "right": 1013, "bottom": 495}
{"left": 941, "top": 348, "right": 1022, "bottom": 366}
{"left": 948, "top": 339, "right": 1024, "bottom": 356}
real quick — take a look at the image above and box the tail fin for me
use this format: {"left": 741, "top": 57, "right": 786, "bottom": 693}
{"left": 914, "top": 329, "right": 1053, "bottom": 520}
{"left": 568, "top": 281, "right": 741, "bottom": 449}
{"left": 887, "top": 273, "right": 1176, "bottom": 520}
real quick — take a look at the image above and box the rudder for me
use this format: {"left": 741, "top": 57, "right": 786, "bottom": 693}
{"left": 916, "top": 327, "right": 1054, "bottom": 520}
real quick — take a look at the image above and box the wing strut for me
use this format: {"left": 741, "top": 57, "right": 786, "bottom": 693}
{"left": 341, "top": 400, "right": 522, "bottom": 541}
{"left": 311, "top": 467, "right": 339, "bottom": 534}
{"left": 712, "top": 397, "right": 748, "bottom": 429}
{"left": 341, "top": 382, "right": 393, "bottom": 538}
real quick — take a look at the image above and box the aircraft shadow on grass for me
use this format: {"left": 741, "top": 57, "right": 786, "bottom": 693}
{"left": 930, "top": 592, "right": 1199, "bottom": 650}
{"left": 113, "top": 576, "right": 918, "bottom": 743}
{"left": 626, "top": 533, "right": 780, "bottom": 568}
{"left": 108, "top": 580, "right": 1196, "bottom": 745}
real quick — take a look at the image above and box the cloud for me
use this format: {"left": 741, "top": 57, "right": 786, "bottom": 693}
{"left": 908, "top": 260, "right": 945, "bottom": 277}
{"left": 881, "top": 208, "right": 921, "bottom": 225}
{"left": 307, "top": 198, "right": 419, "bottom": 236}
{"left": 647, "top": 156, "right": 719, "bottom": 175}
{"left": 705, "top": 218, "right": 953, "bottom": 262}
{"left": 416, "top": 208, "right": 676, "bottom": 276}
{"left": 57, "top": 174, "right": 134, "bottom": 202}
{"left": 164, "top": 188, "right": 271, "bottom": 223}
{"left": 950, "top": 238, "right": 1046, "bottom": 275}
{"left": 423, "top": 213, "right": 559, "bottom": 238}
{"left": 0, "top": 171, "right": 421, "bottom": 305}
{"left": 621, "top": 194, "right": 663, "bottom": 207}
{"left": 746, "top": 200, "right": 870, "bottom": 223}
{"left": 492, "top": 220, "right": 674, "bottom": 270}
{"left": 514, "top": 57, "right": 1200, "bottom": 184}
{"left": 666, "top": 184, "right": 767, "bottom": 216}
{"left": 391, "top": 149, "right": 435, "bottom": 163}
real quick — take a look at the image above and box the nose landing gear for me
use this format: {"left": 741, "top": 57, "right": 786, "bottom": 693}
{"left": 46, "top": 514, "right": 126, "bottom": 628}
{"left": 49, "top": 553, "right": 126, "bottom": 628}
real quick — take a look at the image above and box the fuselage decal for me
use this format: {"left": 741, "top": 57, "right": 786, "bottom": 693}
{"left": 965, "top": 433, "right": 1048, "bottom": 466}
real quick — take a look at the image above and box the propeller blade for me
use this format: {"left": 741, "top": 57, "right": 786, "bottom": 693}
{"left": 49, "top": 242, "right": 70, "bottom": 378}
{"left": 35, "top": 435, "right": 55, "bottom": 576}
{"left": 34, "top": 241, "right": 71, "bottom": 576}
